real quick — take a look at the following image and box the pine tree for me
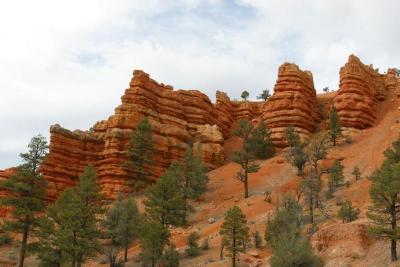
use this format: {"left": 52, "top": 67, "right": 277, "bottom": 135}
{"left": 328, "top": 105, "right": 342, "bottom": 146}
{"left": 306, "top": 133, "right": 328, "bottom": 177}
{"left": 185, "top": 232, "right": 200, "bottom": 257}
{"left": 220, "top": 206, "right": 249, "bottom": 267}
{"left": 352, "top": 166, "right": 361, "bottom": 180}
{"left": 144, "top": 162, "right": 186, "bottom": 227}
{"left": 338, "top": 200, "right": 359, "bottom": 223}
{"left": 103, "top": 197, "right": 125, "bottom": 267}
{"left": 0, "top": 135, "right": 48, "bottom": 267}
{"left": 265, "top": 196, "right": 323, "bottom": 267}
{"left": 37, "top": 166, "right": 104, "bottom": 267}
{"left": 160, "top": 244, "right": 180, "bottom": 267}
{"left": 127, "top": 117, "right": 154, "bottom": 192}
{"left": 120, "top": 196, "right": 140, "bottom": 262}
{"left": 301, "top": 172, "right": 322, "bottom": 224}
{"left": 250, "top": 121, "right": 275, "bottom": 159}
{"left": 180, "top": 145, "right": 209, "bottom": 217}
{"left": 328, "top": 160, "right": 344, "bottom": 194}
{"left": 232, "top": 119, "right": 260, "bottom": 198}
{"left": 241, "top": 90, "right": 249, "bottom": 101}
{"left": 138, "top": 217, "right": 170, "bottom": 267}
{"left": 257, "top": 89, "right": 271, "bottom": 101}
{"left": 285, "top": 126, "right": 308, "bottom": 175}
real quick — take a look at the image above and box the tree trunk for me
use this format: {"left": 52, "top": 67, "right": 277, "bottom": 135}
{"left": 244, "top": 172, "right": 248, "bottom": 198}
{"left": 124, "top": 242, "right": 128, "bottom": 262}
{"left": 392, "top": 239, "right": 397, "bottom": 261}
{"left": 232, "top": 226, "right": 236, "bottom": 267}
{"left": 309, "top": 194, "right": 314, "bottom": 224}
{"left": 18, "top": 221, "right": 29, "bottom": 267}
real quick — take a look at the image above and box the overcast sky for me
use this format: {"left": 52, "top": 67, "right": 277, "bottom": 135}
{"left": 1, "top": 0, "right": 400, "bottom": 168}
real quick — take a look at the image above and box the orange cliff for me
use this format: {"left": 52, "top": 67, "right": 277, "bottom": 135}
{"left": 37, "top": 70, "right": 262, "bottom": 202}
{"left": 262, "top": 63, "right": 321, "bottom": 147}
{"left": 333, "top": 55, "right": 396, "bottom": 129}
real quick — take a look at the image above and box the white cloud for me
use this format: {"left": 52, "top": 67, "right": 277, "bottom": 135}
{"left": 1, "top": 0, "right": 400, "bottom": 168}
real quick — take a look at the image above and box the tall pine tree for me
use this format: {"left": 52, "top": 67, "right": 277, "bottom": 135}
{"left": 220, "top": 206, "right": 249, "bottom": 267}
{"left": 285, "top": 126, "right": 308, "bottom": 175}
{"left": 120, "top": 196, "right": 140, "bottom": 262}
{"left": 232, "top": 119, "right": 260, "bottom": 198}
{"left": 0, "top": 134, "right": 48, "bottom": 267}
{"left": 328, "top": 105, "right": 342, "bottom": 146}
{"left": 127, "top": 117, "right": 154, "bottom": 192}
{"left": 368, "top": 138, "right": 400, "bottom": 261}
{"left": 143, "top": 162, "right": 186, "bottom": 227}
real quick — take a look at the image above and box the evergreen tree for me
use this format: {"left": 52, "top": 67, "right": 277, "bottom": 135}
{"left": 328, "top": 105, "right": 342, "bottom": 146}
{"left": 265, "top": 196, "right": 323, "bottom": 267}
{"left": 368, "top": 161, "right": 400, "bottom": 260}
{"left": 103, "top": 197, "right": 125, "bottom": 267}
{"left": 306, "top": 133, "right": 328, "bottom": 177}
{"left": 220, "top": 206, "right": 249, "bottom": 267}
{"left": 301, "top": 172, "right": 322, "bottom": 224}
{"left": 257, "top": 89, "right": 271, "bottom": 101}
{"left": 232, "top": 119, "right": 260, "bottom": 198}
{"left": 253, "top": 230, "right": 262, "bottom": 248}
{"left": 180, "top": 145, "right": 209, "bottom": 217}
{"left": 352, "top": 166, "right": 361, "bottom": 180}
{"left": 250, "top": 121, "right": 275, "bottom": 159}
{"left": 322, "top": 86, "right": 329, "bottom": 93}
{"left": 138, "top": 218, "right": 170, "bottom": 267}
{"left": 285, "top": 126, "right": 308, "bottom": 175}
{"left": 338, "top": 200, "right": 360, "bottom": 223}
{"left": 328, "top": 160, "right": 344, "bottom": 194}
{"left": 120, "top": 196, "right": 140, "bottom": 262}
{"left": 37, "top": 166, "right": 104, "bottom": 267}
{"left": 160, "top": 244, "right": 180, "bottom": 267}
{"left": 185, "top": 232, "right": 200, "bottom": 257}
{"left": 0, "top": 135, "right": 48, "bottom": 267}
{"left": 241, "top": 90, "right": 249, "bottom": 101}
{"left": 144, "top": 162, "right": 186, "bottom": 227}
{"left": 127, "top": 117, "right": 154, "bottom": 192}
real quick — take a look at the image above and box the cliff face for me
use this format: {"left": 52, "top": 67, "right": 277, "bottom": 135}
{"left": 39, "top": 70, "right": 262, "bottom": 201}
{"left": 262, "top": 63, "right": 321, "bottom": 147}
{"left": 334, "top": 55, "right": 389, "bottom": 129}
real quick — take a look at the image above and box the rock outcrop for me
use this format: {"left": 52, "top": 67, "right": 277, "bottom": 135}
{"left": 39, "top": 70, "right": 262, "bottom": 201}
{"left": 0, "top": 168, "right": 15, "bottom": 218}
{"left": 334, "top": 55, "right": 389, "bottom": 129}
{"left": 262, "top": 63, "right": 321, "bottom": 147}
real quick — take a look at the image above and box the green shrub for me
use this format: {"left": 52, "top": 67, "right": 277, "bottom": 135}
{"left": 186, "top": 232, "right": 201, "bottom": 257}
{"left": 0, "top": 233, "right": 12, "bottom": 246}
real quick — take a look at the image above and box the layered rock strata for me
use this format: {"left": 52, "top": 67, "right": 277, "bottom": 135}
{"left": 262, "top": 63, "right": 321, "bottom": 147}
{"left": 334, "top": 55, "right": 389, "bottom": 129}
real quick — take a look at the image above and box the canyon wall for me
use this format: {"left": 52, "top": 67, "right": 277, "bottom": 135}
{"left": 262, "top": 63, "right": 321, "bottom": 147}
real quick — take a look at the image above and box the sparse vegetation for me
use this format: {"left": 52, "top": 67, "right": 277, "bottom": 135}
{"left": 328, "top": 105, "right": 342, "bottom": 146}
{"left": 257, "top": 89, "right": 271, "bottom": 101}
{"left": 285, "top": 126, "right": 308, "bottom": 175}
{"left": 328, "top": 160, "right": 344, "bottom": 195}
{"left": 323, "top": 86, "right": 329, "bottom": 93}
{"left": 241, "top": 90, "right": 249, "bottom": 101}
{"left": 352, "top": 166, "right": 361, "bottom": 180}
{"left": 186, "top": 232, "right": 201, "bottom": 257}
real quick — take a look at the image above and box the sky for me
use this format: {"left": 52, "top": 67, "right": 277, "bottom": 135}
{"left": 1, "top": 0, "right": 400, "bottom": 168}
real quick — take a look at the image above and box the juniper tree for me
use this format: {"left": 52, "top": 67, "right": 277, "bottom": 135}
{"left": 301, "top": 172, "right": 322, "bottom": 224}
{"left": 285, "top": 126, "right": 308, "bottom": 175}
{"left": 328, "top": 160, "right": 344, "bottom": 194}
{"left": 257, "top": 89, "right": 271, "bottom": 101}
{"left": 37, "top": 166, "right": 104, "bottom": 267}
{"left": 127, "top": 117, "right": 154, "bottom": 192}
{"left": 144, "top": 162, "right": 186, "bottom": 227}
{"left": 160, "top": 244, "right": 180, "bottom": 267}
{"left": 180, "top": 145, "right": 209, "bottom": 217}
{"left": 322, "top": 86, "right": 329, "bottom": 93}
{"left": 0, "top": 134, "right": 48, "bottom": 267}
{"left": 328, "top": 105, "right": 342, "bottom": 146}
{"left": 306, "top": 133, "right": 328, "bottom": 177}
{"left": 265, "top": 196, "right": 323, "bottom": 267}
{"left": 138, "top": 217, "right": 170, "bottom": 267}
{"left": 232, "top": 119, "right": 260, "bottom": 198}
{"left": 338, "top": 200, "right": 359, "bottom": 223}
{"left": 241, "top": 90, "right": 249, "bottom": 101}
{"left": 220, "top": 206, "right": 249, "bottom": 267}
{"left": 250, "top": 121, "right": 275, "bottom": 159}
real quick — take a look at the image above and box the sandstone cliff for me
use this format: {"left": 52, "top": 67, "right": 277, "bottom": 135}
{"left": 334, "top": 55, "right": 390, "bottom": 129}
{"left": 262, "top": 63, "right": 321, "bottom": 146}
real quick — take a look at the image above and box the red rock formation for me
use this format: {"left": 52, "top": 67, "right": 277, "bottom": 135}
{"left": 0, "top": 168, "right": 16, "bottom": 218}
{"left": 384, "top": 68, "right": 400, "bottom": 92}
{"left": 40, "top": 70, "right": 264, "bottom": 201}
{"left": 334, "top": 55, "right": 388, "bottom": 129}
{"left": 262, "top": 63, "right": 321, "bottom": 147}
